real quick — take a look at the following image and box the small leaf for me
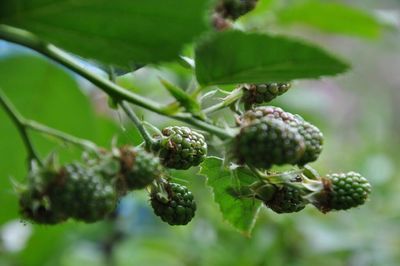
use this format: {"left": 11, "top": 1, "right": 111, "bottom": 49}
{"left": 0, "top": 0, "right": 209, "bottom": 66}
{"left": 178, "top": 56, "right": 195, "bottom": 69}
{"left": 195, "top": 30, "right": 350, "bottom": 86}
{"left": 159, "top": 78, "right": 204, "bottom": 118}
{"left": 278, "top": 1, "right": 382, "bottom": 39}
{"left": 199, "top": 157, "right": 261, "bottom": 236}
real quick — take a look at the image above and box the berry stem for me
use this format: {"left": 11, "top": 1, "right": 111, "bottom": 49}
{"left": 0, "top": 89, "right": 98, "bottom": 153}
{"left": 0, "top": 89, "right": 42, "bottom": 166}
{"left": 24, "top": 120, "right": 99, "bottom": 151}
{"left": 119, "top": 101, "right": 156, "bottom": 151}
{"left": 0, "top": 25, "right": 232, "bottom": 140}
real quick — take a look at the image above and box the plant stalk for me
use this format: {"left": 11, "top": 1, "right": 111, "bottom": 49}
{"left": 119, "top": 101, "right": 156, "bottom": 150}
{"left": 0, "top": 24, "right": 232, "bottom": 139}
{"left": 0, "top": 89, "right": 42, "bottom": 165}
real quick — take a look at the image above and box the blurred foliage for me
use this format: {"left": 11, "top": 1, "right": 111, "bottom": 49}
{"left": 0, "top": 0, "right": 400, "bottom": 266}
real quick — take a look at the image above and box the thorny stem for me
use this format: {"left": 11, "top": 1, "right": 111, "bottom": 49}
{"left": 0, "top": 24, "right": 232, "bottom": 139}
{"left": 119, "top": 101, "right": 156, "bottom": 150}
{"left": 0, "top": 90, "right": 98, "bottom": 155}
{"left": 0, "top": 89, "right": 42, "bottom": 165}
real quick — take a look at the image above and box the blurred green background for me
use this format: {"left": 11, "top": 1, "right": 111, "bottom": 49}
{"left": 1, "top": 0, "right": 400, "bottom": 265}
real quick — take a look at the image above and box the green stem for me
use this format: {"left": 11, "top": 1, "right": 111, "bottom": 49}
{"left": 0, "top": 25, "right": 232, "bottom": 139}
{"left": 0, "top": 89, "right": 42, "bottom": 165}
{"left": 0, "top": 89, "right": 98, "bottom": 153}
{"left": 24, "top": 120, "right": 98, "bottom": 151}
{"left": 119, "top": 101, "right": 155, "bottom": 150}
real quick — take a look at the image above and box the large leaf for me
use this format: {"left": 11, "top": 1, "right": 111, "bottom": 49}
{"left": 195, "top": 30, "right": 350, "bottom": 86}
{"left": 278, "top": 1, "right": 382, "bottom": 39}
{"left": 199, "top": 157, "right": 261, "bottom": 236}
{"left": 0, "top": 0, "right": 209, "bottom": 66}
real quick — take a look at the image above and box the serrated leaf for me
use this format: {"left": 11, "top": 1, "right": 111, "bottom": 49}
{"left": 199, "top": 157, "right": 261, "bottom": 236}
{"left": 195, "top": 30, "right": 350, "bottom": 86}
{"left": 0, "top": 0, "right": 209, "bottom": 66}
{"left": 278, "top": 1, "right": 382, "bottom": 39}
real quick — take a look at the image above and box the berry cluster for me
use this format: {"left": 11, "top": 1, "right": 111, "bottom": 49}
{"left": 151, "top": 182, "right": 196, "bottom": 226}
{"left": 18, "top": 126, "right": 205, "bottom": 226}
{"left": 156, "top": 126, "right": 207, "bottom": 170}
{"left": 19, "top": 160, "right": 117, "bottom": 224}
{"left": 231, "top": 85, "right": 370, "bottom": 214}
{"left": 250, "top": 171, "right": 371, "bottom": 214}
{"left": 234, "top": 106, "right": 323, "bottom": 168}
{"left": 313, "top": 172, "right": 372, "bottom": 213}
{"left": 241, "top": 83, "right": 292, "bottom": 109}
{"left": 239, "top": 106, "right": 324, "bottom": 165}
{"left": 235, "top": 117, "right": 305, "bottom": 168}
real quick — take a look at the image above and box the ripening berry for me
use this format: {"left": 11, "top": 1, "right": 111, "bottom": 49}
{"left": 240, "top": 106, "right": 323, "bottom": 165}
{"left": 151, "top": 182, "right": 196, "bottom": 226}
{"left": 157, "top": 126, "right": 207, "bottom": 170}
{"left": 57, "top": 163, "right": 117, "bottom": 223}
{"left": 264, "top": 185, "right": 307, "bottom": 214}
{"left": 313, "top": 172, "right": 372, "bottom": 213}
{"left": 119, "top": 146, "right": 163, "bottom": 190}
{"left": 241, "top": 83, "right": 291, "bottom": 108}
{"left": 234, "top": 117, "right": 305, "bottom": 169}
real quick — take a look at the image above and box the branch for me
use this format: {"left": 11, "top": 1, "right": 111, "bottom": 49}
{"left": 0, "top": 25, "right": 232, "bottom": 139}
{"left": 24, "top": 120, "right": 98, "bottom": 151}
{"left": 0, "top": 89, "right": 42, "bottom": 165}
{"left": 119, "top": 101, "right": 156, "bottom": 150}
{"left": 0, "top": 89, "right": 98, "bottom": 154}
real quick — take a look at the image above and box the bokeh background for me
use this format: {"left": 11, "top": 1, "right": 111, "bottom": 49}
{"left": 1, "top": 0, "right": 400, "bottom": 265}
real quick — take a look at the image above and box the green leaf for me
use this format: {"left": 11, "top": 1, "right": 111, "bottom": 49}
{"left": 194, "top": 30, "right": 350, "bottom": 86}
{"left": 0, "top": 0, "right": 209, "bottom": 66}
{"left": 199, "top": 157, "right": 261, "bottom": 236}
{"left": 159, "top": 77, "right": 204, "bottom": 118}
{"left": 278, "top": 1, "right": 382, "bottom": 39}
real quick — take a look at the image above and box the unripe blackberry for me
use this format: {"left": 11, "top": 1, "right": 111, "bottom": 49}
{"left": 294, "top": 119, "right": 324, "bottom": 165}
{"left": 58, "top": 163, "right": 117, "bottom": 223}
{"left": 18, "top": 161, "right": 117, "bottom": 224}
{"left": 234, "top": 117, "right": 305, "bottom": 169}
{"left": 119, "top": 147, "right": 163, "bottom": 190}
{"left": 151, "top": 182, "right": 196, "bottom": 226}
{"left": 313, "top": 172, "right": 371, "bottom": 213}
{"left": 240, "top": 106, "right": 323, "bottom": 165}
{"left": 157, "top": 126, "right": 207, "bottom": 170}
{"left": 264, "top": 185, "right": 307, "bottom": 214}
{"left": 216, "top": 0, "right": 259, "bottom": 20}
{"left": 241, "top": 83, "right": 291, "bottom": 108}
{"left": 18, "top": 163, "right": 69, "bottom": 225}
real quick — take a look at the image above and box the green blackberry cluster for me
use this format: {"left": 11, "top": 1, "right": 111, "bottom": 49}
{"left": 264, "top": 184, "right": 307, "bottom": 214}
{"left": 313, "top": 172, "right": 372, "bottom": 213}
{"left": 150, "top": 182, "right": 196, "bottom": 226}
{"left": 156, "top": 126, "right": 207, "bottom": 170}
{"left": 19, "top": 163, "right": 69, "bottom": 225}
{"left": 19, "top": 161, "right": 117, "bottom": 224}
{"left": 118, "top": 146, "right": 163, "bottom": 190}
{"left": 239, "top": 106, "right": 323, "bottom": 166}
{"left": 215, "top": 0, "right": 259, "bottom": 20}
{"left": 241, "top": 83, "right": 291, "bottom": 109}
{"left": 235, "top": 117, "right": 305, "bottom": 168}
